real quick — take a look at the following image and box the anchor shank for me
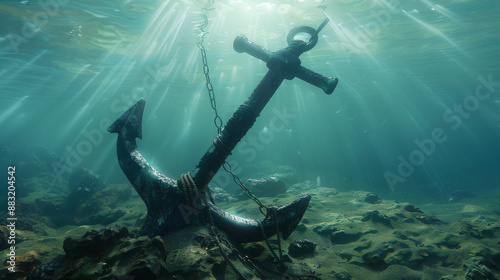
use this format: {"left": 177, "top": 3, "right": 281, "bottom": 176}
{"left": 192, "top": 69, "right": 284, "bottom": 188}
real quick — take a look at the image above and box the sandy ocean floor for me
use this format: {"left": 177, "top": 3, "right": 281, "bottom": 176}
{"left": 1, "top": 171, "right": 499, "bottom": 279}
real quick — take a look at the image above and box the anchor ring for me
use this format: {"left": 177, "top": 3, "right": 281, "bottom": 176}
{"left": 286, "top": 26, "right": 318, "bottom": 52}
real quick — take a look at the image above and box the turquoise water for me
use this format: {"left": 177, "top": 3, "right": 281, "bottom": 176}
{"left": 1, "top": 0, "right": 499, "bottom": 196}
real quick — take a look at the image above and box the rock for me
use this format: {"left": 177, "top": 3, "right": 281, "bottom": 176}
{"left": 434, "top": 234, "right": 461, "bottom": 249}
{"left": 245, "top": 162, "right": 299, "bottom": 185}
{"left": 68, "top": 168, "right": 105, "bottom": 200}
{"left": 403, "top": 204, "right": 422, "bottom": 213}
{"left": 242, "top": 243, "right": 266, "bottom": 258}
{"left": 63, "top": 227, "right": 129, "bottom": 259}
{"left": 361, "top": 210, "right": 393, "bottom": 228}
{"left": 331, "top": 230, "right": 363, "bottom": 244}
{"left": 313, "top": 223, "right": 338, "bottom": 237}
{"left": 403, "top": 218, "right": 415, "bottom": 223}
{"left": 454, "top": 221, "right": 485, "bottom": 239}
{"left": 288, "top": 240, "right": 317, "bottom": 258}
{"left": 235, "top": 177, "right": 286, "bottom": 199}
{"left": 208, "top": 186, "right": 237, "bottom": 203}
{"left": 8, "top": 251, "right": 43, "bottom": 279}
{"left": 97, "top": 184, "right": 132, "bottom": 205}
{"left": 27, "top": 261, "right": 61, "bottom": 280}
{"left": 364, "top": 192, "right": 381, "bottom": 204}
{"left": 416, "top": 215, "right": 445, "bottom": 225}
{"left": 331, "top": 267, "right": 352, "bottom": 280}
{"left": 385, "top": 249, "right": 413, "bottom": 266}
{"left": 49, "top": 227, "right": 169, "bottom": 280}
{"left": 35, "top": 194, "right": 68, "bottom": 218}
{"left": 77, "top": 209, "right": 127, "bottom": 226}
{"left": 464, "top": 261, "right": 495, "bottom": 280}
{"left": 361, "top": 242, "right": 394, "bottom": 270}
{"left": 67, "top": 184, "right": 132, "bottom": 226}
{"left": 440, "top": 276, "right": 460, "bottom": 280}
{"left": 353, "top": 240, "right": 372, "bottom": 252}
{"left": 392, "top": 231, "right": 409, "bottom": 240}
{"left": 0, "top": 226, "right": 10, "bottom": 251}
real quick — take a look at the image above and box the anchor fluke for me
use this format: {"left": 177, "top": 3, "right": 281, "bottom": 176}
{"left": 107, "top": 99, "right": 145, "bottom": 139}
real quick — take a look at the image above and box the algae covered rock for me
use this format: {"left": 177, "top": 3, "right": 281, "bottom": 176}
{"left": 63, "top": 227, "right": 129, "bottom": 258}
{"left": 464, "top": 260, "right": 495, "bottom": 280}
{"left": 244, "top": 162, "right": 299, "bottom": 185}
{"left": 235, "top": 177, "right": 287, "bottom": 199}
{"left": 361, "top": 210, "right": 393, "bottom": 228}
{"left": 68, "top": 168, "right": 105, "bottom": 200}
{"left": 288, "top": 239, "right": 317, "bottom": 258}
{"left": 166, "top": 245, "right": 219, "bottom": 279}
{"left": 36, "top": 227, "right": 168, "bottom": 280}
{"left": 208, "top": 186, "right": 237, "bottom": 203}
{"left": 364, "top": 192, "right": 382, "bottom": 204}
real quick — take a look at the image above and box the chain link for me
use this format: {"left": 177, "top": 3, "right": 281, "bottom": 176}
{"left": 223, "top": 161, "right": 270, "bottom": 216}
{"left": 195, "top": 2, "right": 272, "bottom": 278}
{"left": 194, "top": 2, "right": 300, "bottom": 277}
{"left": 196, "top": 0, "right": 223, "bottom": 135}
{"left": 195, "top": 1, "right": 269, "bottom": 217}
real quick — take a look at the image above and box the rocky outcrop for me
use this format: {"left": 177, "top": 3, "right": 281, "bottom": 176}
{"left": 288, "top": 239, "right": 317, "bottom": 258}
{"left": 235, "top": 177, "right": 287, "bottom": 199}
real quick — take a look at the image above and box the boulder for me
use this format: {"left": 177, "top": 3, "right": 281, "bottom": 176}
{"left": 361, "top": 210, "right": 393, "bottom": 228}
{"left": 288, "top": 239, "right": 317, "bottom": 258}
{"left": 68, "top": 168, "right": 105, "bottom": 200}
{"left": 364, "top": 192, "right": 382, "bottom": 204}
{"left": 331, "top": 230, "right": 363, "bottom": 244}
{"left": 235, "top": 177, "right": 286, "bottom": 199}
{"left": 244, "top": 162, "right": 299, "bottom": 185}
{"left": 208, "top": 186, "right": 236, "bottom": 203}
{"left": 63, "top": 227, "right": 130, "bottom": 259}
{"left": 35, "top": 227, "right": 169, "bottom": 280}
{"left": 464, "top": 260, "right": 495, "bottom": 280}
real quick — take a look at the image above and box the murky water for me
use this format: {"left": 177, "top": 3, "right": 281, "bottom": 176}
{"left": 1, "top": 0, "right": 499, "bottom": 196}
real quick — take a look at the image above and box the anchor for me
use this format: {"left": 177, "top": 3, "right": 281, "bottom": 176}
{"left": 108, "top": 21, "right": 338, "bottom": 243}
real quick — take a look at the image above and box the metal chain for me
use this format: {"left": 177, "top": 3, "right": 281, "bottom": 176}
{"left": 208, "top": 224, "right": 265, "bottom": 279}
{"left": 194, "top": 8, "right": 324, "bottom": 277}
{"left": 195, "top": 2, "right": 273, "bottom": 278}
{"left": 223, "top": 161, "right": 270, "bottom": 216}
{"left": 195, "top": 1, "right": 270, "bottom": 218}
{"left": 196, "top": 0, "right": 223, "bottom": 134}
